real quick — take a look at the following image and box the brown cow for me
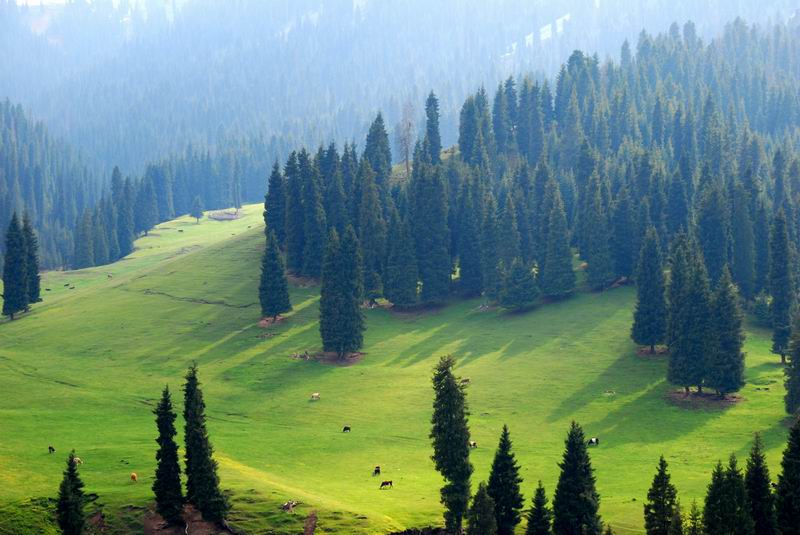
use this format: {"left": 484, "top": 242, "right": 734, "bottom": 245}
{"left": 130, "top": 472, "right": 138, "bottom": 482}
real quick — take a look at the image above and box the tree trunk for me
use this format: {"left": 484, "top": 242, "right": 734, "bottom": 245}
{"left": 684, "top": 386, "right": 690, "bottom": 396}
{"left": 650, "top": 344, "right": 655, "bottom": 354}
{"left": 781, "top": 353, "right": 787, "bottom": 365}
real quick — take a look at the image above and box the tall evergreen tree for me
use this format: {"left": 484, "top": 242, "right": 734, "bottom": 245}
{"left": 190, "top": 196, "right": 203, "bottom": 223}
{"left": 775, "top": 418, "right": 800, "bottom": 535}
{"left": 552, "top": 421, "right": 602, "bottom": 535}
{"left": 183, "top": 365, "right": 228, "bottom": 523}
{"left": 745, "top": 433, "right": 777, "bottom": 535}
{"left": 73, "top": 210, "right": 95, "bottom": 269}
{"left": 706, "top": 267, "right": 745, "bottom": 397}
{"left": 21, "top": 213, "right": 40, "bottom": 304}
{"left": 526, "top": 482, "right": 552, "bottom": 535}
{"left": 704, "top": 456, "right": 755, "bottom": 535}
{"left": 584, "top": 183, "right": 615, "bottom": 290}
{"left": 319, "top": 227, "right": 364, "bottom": 358}
{"left": 686, "top": 501, "right": 702, "bottom": 535}
{"left": 769, "top": 211, "right": 794, "bottom": 363}
{"left": 425, "top": 92, "right": 442, "bottom": 164}
{"left": 259, "top": 231, "right": 292, "bottom": 320}
{"left": 57, "top": 451, "right": 85, "bottom": 535}
{"left": 264, "top": 162, "right": 286, "bottom": 243}
{"left": 695, "top": 185, "right": 730, "bottom": 283}
{"left": 540, "top": 182, "right": 575, "bottom": 299}
{"left": 135, "top": 179, "right": 158, "bottom": 237}
{"left": 430, "top": 355, "right": 473, "bottom": 534}
{"left": 497, "top": 193, "right": 522, "bottom": 268}
{"left": 117, "top": 177, "right": 136, "bottom": 257}
{"left": 644, "top": 456, "right": 678, "bottom": 535}
{"left": 611, "top": 186, "right": 636, "bottom": 279}
{"left": 2, "top": 213, "right": 28, "bottom": 319}
{"left": 632, "top": 227, "right": 667, "bottom": 353}
{"left": 787, "top": 317, "right": 800, "bottom": 415}
{"left": 457, "top": 178, "right": 484, "bottom": 297}
{"left": 300, "top": 158, "right": 327, "bottom": 278}
{"left": 500, "top": 258, "right": 539, "bottom": 310}
{"left": 384, "top": 211, "right": 418, "bottom": 308}
{"left": 487, "top": 425, "right": 524, "bottom": 535}
{"left": 467, "top": 482, "right": 498, "bottom": 535}
{"left": 364, "top": 112, "right": 392, "bottom": 189}
{"left": 730, "top": 184, "right": 755, "bottom": 299}
{"left": 357, "top": 161, "right": 387, "bottom": 302}
{"left": 284, "top": 153, "right": 306, "bottom": 274}
{"left": 153, "top": 386, "right": 184, "bottom": 525}
{"left": 482, "top": 193, "right": 503, "bottom": 301}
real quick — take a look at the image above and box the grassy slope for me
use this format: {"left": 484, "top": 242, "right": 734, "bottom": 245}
{"left": 0, "top": 203, "right": 790, "bottom": 534}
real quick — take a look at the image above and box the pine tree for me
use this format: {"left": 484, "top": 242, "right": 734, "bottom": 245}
{"left": 482, "top": 193, "right": 503, "bottom": 301}
{"left": 467, "top": 482, "right": 498, "bottom": 535}
{"left": 526, "top": 482, "right": 552, "bottom": 535}
{"left": 319, "top": 227, "right": 364, "bottom": 358}
{"left": 745, "top": 434, "right": 777, "bottom": 535}
{"left": 430, "top": 355, "right": 472, "bottom": 534}
{"left": 364, "top": 112, "right": 392, "bottom": 189}
{"left": 632, "top": 227, "right": 667, "bottom": 353}
{"left": 706, "top": 267, "right": 745, "bottom": 397}
{"left": 552, "top": 421, "right": 602, "bottom": 535}
{"left": 183, "top": 365, "right": 228, "bottom": 523}
{"left": 190, "top": 196, "right": 203, "bottom": 223}
{"left": 703, "top": 461, "right": 726, "bottom": 534}
{"left": 685, "top": 501, "right": 702, "bottom": 535}
{"left": 457, "top": 178, "right": 484, "bottom": 297}
{"left": 612, "top": 186, "right": 636, "bottom": 279}
{"left": 500, "top": 258, "right": 539, "bottom": 310}
{"left": 2, "top": 213, "right": 28, "bottom": 319}
{"left": 644, "top": 456, "right": 678, "bottom": 535}
{"left": 786, "top": 317, "right": 800, "bottom": 415}
{"left": 695, "top": 185, "right": 730, "bottom": 283}
{"left": 73, "top": 210, "right": 95, "bottom": 269}
{"left": 730, "top": 184, "right": 755, "bottom": 299}
{"left": 57, "top": 450, "right": 85, "bottom": 535}
{"left": 775, "top": 418, "right": 800, "bottom": 535}
{"left": 260, "top": 231, "right": 292, "bottom": 320}
{"left": 425, "top": 92, "right": 442, "bottom": 164}
{"left": 704, "top": 456, "right": 755, "bottom": 535}
{"left": 265, "top": 162, "right": 286, "bottom": 243}
{"left": 284, "top": 153, "right": 306, "bottom": 274}
{"left": 92, "top": 208, "right": 109, "bottom": 266}
{"left": 770, "top": 211, "right": 794, "bottom": 363}
{"left": 585, "top": 183, "right": 615, "bottom": 290}
{"left": 540, "top": 181, "right": 575, "bottom": 299}
{"left": 384, "top": 211, "right": 418, "bottom": 308}
{"left": 21, "top": 213, "right": 40, "bottom": 304}
{"left": 487, "top": 425, "right": 524, "bottom": 535}
{"left": 117, "top": 177, "right": 136, "bottom": 257}
{"left": 357, "top": 161, "right": 387, "bottom": 302}
{"left": 153, "top": 386, "right": 184, "bottom": 525}
{"left": 301, "top": 159, "right": 327, "bottom": 279}
{"left": 498, "top": 193, "right": 522, "bottom": 268}
{"left": 667, "top": 506, "right": 683, "bottom": 535}
{"left": 135, "top": 179, "right": 158, "bottom": 236}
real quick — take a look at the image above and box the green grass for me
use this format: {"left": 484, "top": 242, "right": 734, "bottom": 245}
{"left": 0, "top": 203, "right": 791, "bottom": 534}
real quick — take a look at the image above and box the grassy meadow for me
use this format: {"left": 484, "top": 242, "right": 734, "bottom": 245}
{"left": 0, "top": 203, "right": 791, "bottom": 534}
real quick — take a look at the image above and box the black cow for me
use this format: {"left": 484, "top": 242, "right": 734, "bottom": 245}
{"left": 468, "top": 441, "right": 478, "bottom": 448}
{"left": 380, "top": 480, "right": 393, "bottom": 489}
{"left": 373, "top": 465, "right": 381, "bottom": 476}
{"left": 588, "top": 437, "right": 600, "bottom": 446}
{"left": 48, "top": 445, "right": 55, "bottom": 454}
{"left": 342, "top": 425, "right": 351, "bottom": 433}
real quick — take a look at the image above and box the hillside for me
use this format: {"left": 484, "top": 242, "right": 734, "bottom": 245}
{"left": 0, "top": 204, "right": 789, "bottom": 534}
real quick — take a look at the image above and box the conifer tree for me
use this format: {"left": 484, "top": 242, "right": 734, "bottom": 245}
{"left": 612, "top": 186, "right": 636, "bottom": 279}
{"left": 632, "top": 227, "right": 667, "bottom": 353}
{"left": 500, "top": 258, "right": 539, "bottom": 310}
{"left": 704, "top": 456, "right": 754, "bottom": 535}
{"left": 73, "top": 210, "right": 95, "bottom": 269}
{"left": 745, "top": 434, "right": 777, "bottom": 535}
{"left": 552, "top": 421, "right": 602, "bottom": 535}
{"left": 585, "top": 184, "right": 615, "bottom": 290}
{"left": 92, "top": 208, "right": 110, "bottom": 266}
{"left": 526, "top": 482, "right": 552, "bottom": 535}
{"left": 265, "top": 162, "right": 286, "bottom": 243}
{"left": 753, "top": 201, "right": 770, "bottom": 295}
{"left": 730, "top": 184, "right": 755, "bottom": 299}
{"left": 482, "top": 193, "right": 503, "bottom": 301}
{"left": 2, "top": 213, "right": 28, "bottom": 319}
{"left": 685, "top": 501, "right": 702, "bottom": 535}
{"left": 667, "top": 506, "right": 683, "bottom": 535}
{"left": 430, "top": 355, "right": 472, "bottom": 534}
{"left": 695, "top": 185, "right": 730, "bottom": 283}
{"left": 135, "top": 179, "right": 158, "bottom": 236}
{"left": 644, "top": 456, "right": 678, "bottom": 535}
{"left": 319, "top": 227, "right": 364, "bottom": 358}
{"left": 467, "top": 482, "right": 498, "bottom": 535}
{"left": 384, "top": 211, "right": 418, "bottom": 308}
{"left": 498, "top": 193, "right": 522, "bottom": 268}
{"left": 425, "top": 92, "right": 442, "bottom": 164}
{"left": 770, "top": 211, "right": 794, "bottom": 363}
{"left": 358, "top": 162, "right": 387, "bottom": 302}
{"left": 487, "top": 425, "right": 524, "bottom": 535}
{"left": 301, "top": 160, "right": 327, "bottom": 278}
{"left": 117, "top": 177, "right": 136, "bottom": 257}
{"left": 284, "top": 153, "right": 306, "bottom": 274}
{"left": 457, "top": 178, "right": 484, "bottom": 297}
{"left": 260, "top": 231, "right": 292, "bottom": 320}
{"left": 364, "top": 112, "right": 392, "bottom": 189}
{"left": 183, "top": 365, "right": 228, "bottom": 523}
{"left": 775, "top": 418, "right": 800, "bottom": 535}
{"left": 190, "top": 196, "right": 203, "bottom": 223}
{"left": 540, "top": 182, "right": 575, "bottom": 299}
{"left": 786, "top": 317, "right": 800, "bottom": 415}
{"left": 57, "top": 450, "right": 85, "bottom": 535}
{"left": 21, "top": 213, "right": 40, "bottom": 304}
{"left": 706, "top": 267, "right": 745, "bottom": 397}
{"left": 153, "top": 386, "right": 184, "bottom": 525}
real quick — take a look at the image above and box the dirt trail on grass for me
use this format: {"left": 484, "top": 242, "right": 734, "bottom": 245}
{"left": 138, "top": 288, "right": 257, "bottom": 309}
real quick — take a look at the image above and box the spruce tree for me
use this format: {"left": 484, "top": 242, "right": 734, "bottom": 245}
{"left": 117, "top": 177, "right": 136, "bottom": 257}
{"left": 2, "top": 213, "right": 28, "bottom": 320}
{"left": 552, "top": 421, "right": 602, "bottom": 535}
{"left": 430, "top": 355, "right": 472, "bottom": 534}
{"left": 183, "top": 365, "right": 228, "bottom": 523}
{"left": 612, "top": 186, "right": 636, "bottom": 279}
{"left": 644, "top": 456, "right": 678, "bottom": 535}
{"left": 135, "top": 179, "right": 158, "bottom": 236}
{"left": 284, "top": 153, "right": 306, "bottom": 274}
{"left": 259, "top": 231, "right": 292, "bottom": 320}
{"left": 695, "top": 185, "right": 730, "bottom": 283}
{"left": 770, "top": 211, "right": 794, "bottom": 363}
{"left": 384, "top": 211, "right": 418, "bottom": 308}
{"left": 703, "top": 461, "right": 726, "bottom": 534}
{"left": 467, "top": 482, "right": 498, "bottom": 535}
{"left": 319, "top": 227, "right": 364, "bottom": 358}
{"left": 706, "top": 267, "right": 745, "bottom": 397}
{"left": 540, "top": 182, "right": 575, "bottom": 299}
{"left": 497, "top": 193, "right": 522, "bottom": 269}
{"left": 667, "top": 506, "right": 683, "bottom": 535}
{"left": 526, "top": 482, "right": 552, "bottom": 535}
{"left": 265, "top": 162, "right": 286, "bottom": 243}
{"left": 704, "top": 456, "right": 755, "bottom": 535}
{"left": 153, "top": 386, "right": 184, "bottom": 525}
{"left": 357, "top": 161, "right": 387, "bottom": 302}
{"left": 745, "top": 434, "right": 777, "bottom": 535}
{"left": 685, "top": 501, "right": 702, "bottom": 535}
{"left": 300, "top": 161, "right": 327, "bottom": 279}
{"left": 21, "top": 213, "right": 40, "bottom": 304}
{"left": 190, "top": 196, "right": 203, "bottom": 223}
{"left": 786, "top": 317, "right": 800, "bottom": 415}
{"left": 482, "top": 193, "right": 503, "bottom": 301}
{"left": 632, "top": 227, "right": 667, "bottom": 353}
{"left": 487, "top": 425, "right": 524, "bottom": 535}
{"left": 775, "top": 418, "right": 800, "bottom": 535}
{"left": 425, "top": 91, "right": 442, "bottom": 164}
{"left": 730, "top": 184, "right": 755, "bottom": 299}
{"left": 57, "top": 450, "right": 85, "bottom": 535}
{"left": 457, "top": 178, "right": 484, "bottom": 297}
{"left": 363, "top": 112, "right": 392, "bottom": 189}
{"left": 500, "top": 258, "right": 539, "bottom": 311}
{"left": 584, "top": 183, "right": 615, "bottom": 290}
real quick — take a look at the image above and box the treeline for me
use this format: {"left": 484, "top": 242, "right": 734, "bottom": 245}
{"left": 430, "top": 355, "right": 800, "bottom": 535}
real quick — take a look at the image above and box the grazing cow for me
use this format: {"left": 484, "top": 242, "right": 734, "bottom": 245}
{"left": 588, "top": 437, "right": 600, "bottom": 446}
{"left": 72, "top": 457, "right": 83, "bottom": 465}
{"left": 130, "top": 472, "right": 138, "bottom": 482}
{"left": 460, "top": 378, "right": 471, "bottom": 385}
{"left": 342, "top": 425, "right": 351, "bottom": 433}
{"left": 469, "top": 441, "right": 478, "bottom": 448}
{"left": 379, "top": 480, "right": 393, "bottom": 490}
{"left": 373, "top": 466, "right": 381, "bottom": 476}
{"left": 310, "top": 392, "right": 320, "bottom": 401}
{"left": 281, "top": 500, "right": 299, "bottom": 512}
{"left": 48, "top": 445, "right": 55, "bottom": 454}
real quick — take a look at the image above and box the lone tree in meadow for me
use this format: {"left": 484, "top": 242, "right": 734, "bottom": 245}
{"left": 466, "top": 482, "right": 498, "bottom": 535}
{"left": 21, "top": 213, "right": 41, "bottom": 304}
{"left": 705, "top": 267, "right": 745, "bottom": 397}
{"left": 744, "top": 434, "right": 777, "bottom": 535}
{"left": 430, "top": 355, "right": 473, "bottom": 534}
{"left": 786, "top": 317, "right": 800, "bottom": 415}
{"left": 259, "top": 230, "right": 292, "bottom": 320}
{"left": 190, "top": 196, "right": 204, "bottom": 223}
{"left": 769, "top": 211, "right": 794, "bottom": 364}
{"left": 487, "top": 425, "right": 524, "bottom": 535}
{"left": 183, "top": 365, "right": 228, "bottom": 523}
{"left": 57, "top": 450, "right": 86, "bottom": 535}
{"left": 552, "top": 421, "right": 602, "bottom": 535}
{"left": 776, "top": 418, "right": 800, "bottom": 535}
{"left": 2, "top": 213, "right": 28, "bottom": 320}
{"left": 631, "top": 227, "right": 666, "bottom": 353}
{"left": 319, "top": 226, "right": 365, "bottom": 359}
{"left": 525, "top": 482, "right": 552, "bottom": 535}
{"left": 153, "top": 385, "right": 184, "bottom": 526}
{"left": 644, "top": 456, "right": 678, "bottom": 535}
